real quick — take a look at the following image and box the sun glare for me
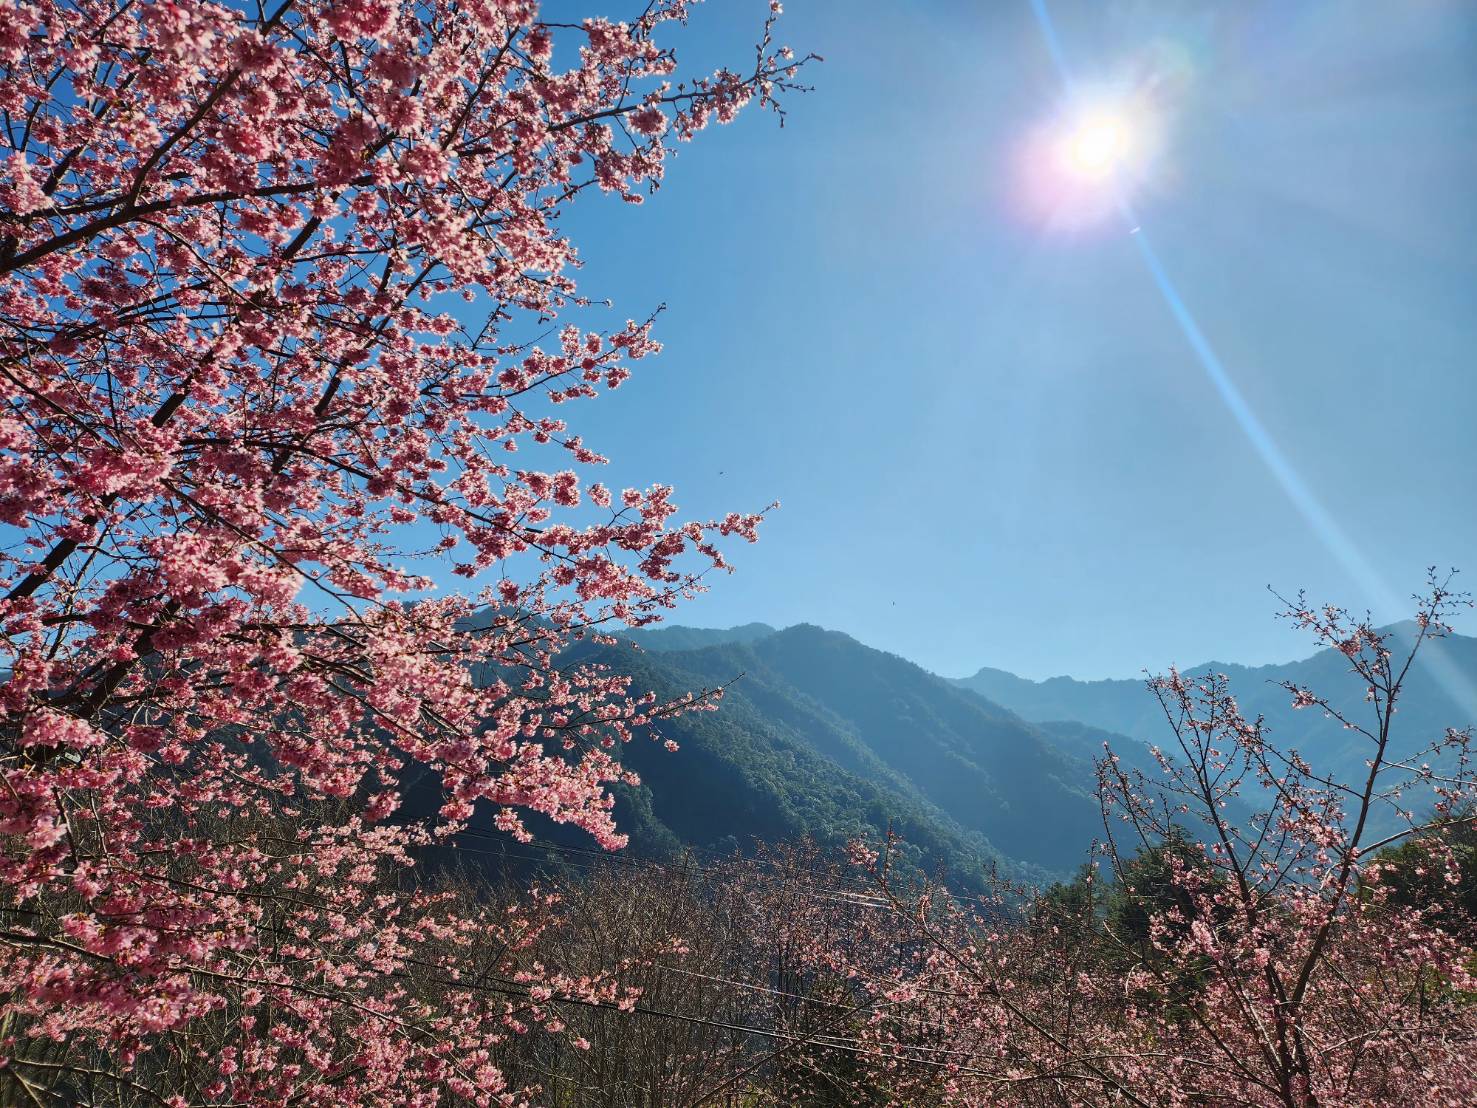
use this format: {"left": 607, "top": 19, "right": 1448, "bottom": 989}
{"left": 1060, "top": 112, "right": 1131, "bottom": 180}
{"left": 1012, "top": 94, "right": 1161, "bottom": 229}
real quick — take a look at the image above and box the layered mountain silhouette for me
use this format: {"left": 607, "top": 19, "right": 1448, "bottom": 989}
{"left": 429, "top": 619, "right": 1475, "bottom": 888}
{"left": 957, "top": 624, "right": 1477, "bottom": 770}
{"left": 956, "top": 622, "right": 1477, "bottom": 836}
{"left": 494, "top": 623, "right": 1153, "bottom": 888}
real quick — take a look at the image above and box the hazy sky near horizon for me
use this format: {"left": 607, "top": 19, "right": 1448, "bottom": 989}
{"left": 540, "top": 0, "right": 1477, "bottom": 680}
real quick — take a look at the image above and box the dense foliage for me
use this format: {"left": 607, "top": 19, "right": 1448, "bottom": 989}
{"left": 0, "top": 0, "right": 809, "bottom": 1102}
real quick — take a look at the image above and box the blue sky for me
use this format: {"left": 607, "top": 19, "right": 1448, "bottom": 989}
{"left": 540, "top": 0, "right": 1477, "bottom": 680}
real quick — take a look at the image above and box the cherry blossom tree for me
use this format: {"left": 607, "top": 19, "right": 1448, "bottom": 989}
{"left": 0, "top": 0, "right": 810, "bottom": 1101}
{"left": 809, "top": 575, "right": 1477, "bottom": 1106}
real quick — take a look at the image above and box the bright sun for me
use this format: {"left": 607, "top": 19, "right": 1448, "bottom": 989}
{"left": 1013, "top": 92, "right": 1162, "bottom": 228}
{"left": 1059, "top": 111, "right": 1133, "bottom": 181}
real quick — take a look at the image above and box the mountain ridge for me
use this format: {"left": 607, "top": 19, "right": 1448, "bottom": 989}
{"left": 953, "top": 623, "right": 1477, "bottom": 839}
{"left": 498, "top": 622, "right": 1144, "bottom": 885}
{"left": 443, "top": 619, "right": 1474, "bottom": 886}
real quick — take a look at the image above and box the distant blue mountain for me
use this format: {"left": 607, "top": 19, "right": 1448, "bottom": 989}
{"left": 954, "top": 623, "right": 1477, "bottom": 835}
{"left": 435, "top": 616, "right": 1467, "bottom": 888}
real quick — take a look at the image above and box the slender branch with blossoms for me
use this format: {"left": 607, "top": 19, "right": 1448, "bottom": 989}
{"left": 800, "top": 574, "right": 1477, "bottom": 1107}
{"left": 0, "top": 0, "right": 811, "bottom": 1101}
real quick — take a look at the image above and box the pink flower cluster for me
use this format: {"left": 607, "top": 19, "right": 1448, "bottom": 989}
{"left": 803, "top": 577, "right": 1477, "bottom": 1106}
{"left": 0, "top": 0, "right": 810, "bottom": 1100}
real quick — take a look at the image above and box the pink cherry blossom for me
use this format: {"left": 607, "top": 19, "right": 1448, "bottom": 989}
{"left": 802, "top": 574, "right": 1477, "bottom": 1107}
{"left": 0, "top": 0, "right": 812, "bottom": 1100}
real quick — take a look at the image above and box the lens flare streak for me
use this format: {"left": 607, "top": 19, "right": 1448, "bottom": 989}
{"left": 1026, "top": 0, "right": 1477, "bottom": 710}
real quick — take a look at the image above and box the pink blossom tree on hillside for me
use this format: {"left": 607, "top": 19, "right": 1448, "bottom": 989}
{"left": 0, "top": 0, "right": 810, "bottom": 1101}
{"left": 817, "top": 576, "right": 1477, "bottom": 1106}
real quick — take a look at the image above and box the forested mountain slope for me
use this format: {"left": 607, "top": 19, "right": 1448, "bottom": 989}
{"left": 506, "top": 624, "right": 1132, "bottom": 884}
